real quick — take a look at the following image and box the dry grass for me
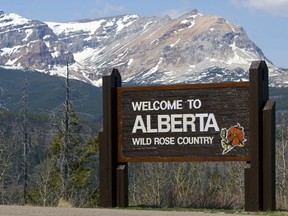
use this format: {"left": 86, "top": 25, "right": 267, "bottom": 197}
{"left": 57, "top": 198, "right": 73, "bottom": 208}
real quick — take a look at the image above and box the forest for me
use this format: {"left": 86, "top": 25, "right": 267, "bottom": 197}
{"left": 1, "top": 67, "right": 288, "bottom": 210}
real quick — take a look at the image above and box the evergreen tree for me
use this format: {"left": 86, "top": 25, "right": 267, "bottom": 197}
{"left": 38, "top": 64, "right": 99, "bottom": 206}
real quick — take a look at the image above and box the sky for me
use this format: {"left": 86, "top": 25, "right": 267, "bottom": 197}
{"left": 1, "top": 0, "right": 288, "bottom": 68}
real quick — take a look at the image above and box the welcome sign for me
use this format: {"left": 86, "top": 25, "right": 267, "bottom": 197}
{"left": 117, "top": 82, "right": 250, "bottom": 162}
{"left": 101, "top": 61, "right": 275, "bottom": 210}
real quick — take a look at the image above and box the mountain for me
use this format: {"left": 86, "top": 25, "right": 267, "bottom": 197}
{"left": 0, "top": 11, "right": 74, "bottom": 69}
{"left": 0, "top": 10, "right": 287, "bottom": 87}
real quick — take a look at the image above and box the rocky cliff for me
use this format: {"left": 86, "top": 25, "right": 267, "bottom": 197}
{"left": 0, "top": 10, "right": 287, "bottom": 86}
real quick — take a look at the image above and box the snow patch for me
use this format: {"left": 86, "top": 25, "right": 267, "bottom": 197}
{"left": 6, "top": 57, "right": 20, "bottom": 65}
{"left": 147, "top": 31, "right": 157, "bottom": 39}
{"left": 123, "top": 75, "right": 136, "bottom": 83}
{"left": 227, "top": 40, "right": 259, "bottom": 65}
{"left": 43, "top": 35, "right": 52, "bottom": 40}
{"left": 74, "top": 47, "right": 105, "bottom": 63}
{"left": 116, "top": 15, "right": 139, "bottom": 32}
{"left": 169, "top": 38, "right": 181, "bottom": 48}
{"left": 187, "top": 12, "right": 203, "bottom": 19}
{"left": 179, "top": 19, "right": 195, "bottom": 31}
{"left": 23, "top": 29, "right": 33, "bottom": 41}
{"left": 0, "top": 13, "right": 31, "bottom": 28}
{"left": 143, "top": 21, "right": 153, "bottom": 30}
{"left": 209, "top": 58, "right": 217, "bottom": 62}
{"left": 104, "top": 20, "right": 114, "bottom": 28}
{"left": 92, "top": 79, "right": 102, "bottom": 87}
{"left": 128, "top": 59, "right": 133, "bottom": 67}
{"left": 142, "top": 58, "right": 163, "bottom": 78}
{"left": 46, "top": 19, "right": 106, "bottom": 36}
{"left": 1, "top": 46, "right": 22, "bottom": 56}
{"left": 50, "top": 49, "right": 60, "bottom": 58}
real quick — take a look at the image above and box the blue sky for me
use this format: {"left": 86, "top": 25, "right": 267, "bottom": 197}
{"left": 1, "top": 0, "right": 288, "bottom": 68}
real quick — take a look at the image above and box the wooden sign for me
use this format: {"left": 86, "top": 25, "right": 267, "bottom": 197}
{"left": 117, "top": 82, "right": 250, "bottom": 162}
{"left": 100, "top": 61, "right": 275, "bottom": 211}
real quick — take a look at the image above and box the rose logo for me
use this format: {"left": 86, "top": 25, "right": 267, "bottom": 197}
{"left": 220, "top": 123, "right": 247, "bottom": 155}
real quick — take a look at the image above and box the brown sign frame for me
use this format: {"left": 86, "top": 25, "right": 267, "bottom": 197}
{"left": 117, "top": 82, "right": 250, "bottom": 162}
{"left": 99, "top": 61, "right": 275, "bottom": 211}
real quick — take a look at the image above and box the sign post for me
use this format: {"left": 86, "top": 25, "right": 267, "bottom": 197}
{"left": 262, "top": 100, "right": 276, "bottom": 211}
{"left": 244, "top": 61, "right": 275, "bottom": 211}
{"left": 99, "top": 68, "right": 128, "bottom": 207}
{"left": 99, "top": 61, "right": 275, "bottom": 211}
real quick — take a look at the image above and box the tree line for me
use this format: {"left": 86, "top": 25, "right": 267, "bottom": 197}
{"left": 0, "top": 69, "right": 99, "bottom": 207}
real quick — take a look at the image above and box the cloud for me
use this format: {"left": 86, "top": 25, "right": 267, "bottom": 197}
{"left": 160, "top": 9, "right": 188, "bottom": 19}
{"left": 101, "top": 3, "right": 126, "bottom": 16}
{"left": 231, "top": 0, "right": 288, "bottom": 17}
{"left": 90, "top": 0, "right": 127, "bottom": 18}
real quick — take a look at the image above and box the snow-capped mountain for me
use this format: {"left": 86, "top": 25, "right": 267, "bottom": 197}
{"left": 0, "top": 10, "right": 287, "bottom": 87}
{"left": 0, "top": 11, "right": 74, "bottom": 72}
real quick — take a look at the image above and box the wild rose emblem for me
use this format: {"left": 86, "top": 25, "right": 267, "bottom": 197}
{"left": 220, "top": 123, "right": 247, "bottom": 155}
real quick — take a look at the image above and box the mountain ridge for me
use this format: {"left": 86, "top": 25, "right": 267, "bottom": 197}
{"left": 0, "top": 10, "right": 287, "bottom": 87}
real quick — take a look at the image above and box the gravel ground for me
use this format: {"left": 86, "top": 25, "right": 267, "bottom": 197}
{"left": 0, "top": 205, "right": 257, "bottom": 216}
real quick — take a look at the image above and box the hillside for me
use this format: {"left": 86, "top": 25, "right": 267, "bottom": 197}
{"left": 0, "top": 67, "right": 102, "bottom": 130}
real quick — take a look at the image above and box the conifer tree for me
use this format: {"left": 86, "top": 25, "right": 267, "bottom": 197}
{"left": 47, "top": 63, "right": 98, "bottom": 206}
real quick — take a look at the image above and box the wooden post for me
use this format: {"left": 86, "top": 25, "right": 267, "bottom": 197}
{"left": 262, "top": 100, "right": 276, "bottom": 211}
{"left": 245, "top": 60, "right": 269, "bottom": 211}
{"left": 117, "top": 164, "right": 129, "bottom": 208}
{"left": 99, "top": 68, "right": 122, "bottom": 207}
